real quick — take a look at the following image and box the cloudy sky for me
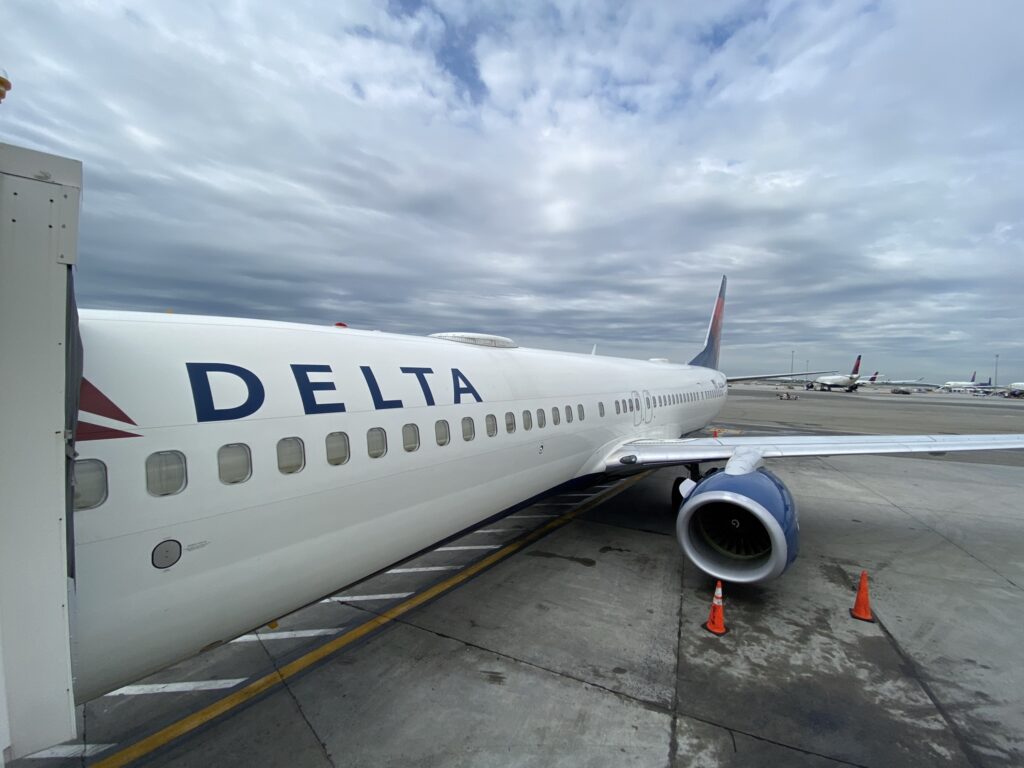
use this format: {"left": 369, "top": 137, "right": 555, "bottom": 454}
{"left": 3, "top": 0, "right": 1022, "bottom": 382}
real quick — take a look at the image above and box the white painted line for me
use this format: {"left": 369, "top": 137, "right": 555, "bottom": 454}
{"left": 386, "top": 566, "right": 463, "bottom": 573}
{"left": 25, "top": 743, "right": 115, "bottom": 759}
{"left": 232, "top": 629, "right": 339, "bottom": 642}
{"left": 106, "top": 679, "right": 245, "bottom": 696}
{"left": 510, "top": 514, "right": 559, "bottom": 518}
{"left": 325, "top": 592, "right": 413, "bottom": 602}
{"left": 435, "top": 545, "right": 501, "bottom": 551}
{"left": 473, "top": 528, "right": 523, "bottom": 533}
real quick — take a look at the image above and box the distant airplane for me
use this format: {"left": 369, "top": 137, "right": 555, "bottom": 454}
{"left": 939, "top": 372, "right": 993, "bottom": 392}
{"left": 859, "top": 372, "right": 928, "bottom": 387}
{"left": 62, "top": 277, "right": 1024, "bottom": 708}
{"left": 806, "top": 355, "right": 863, "bottom": 392}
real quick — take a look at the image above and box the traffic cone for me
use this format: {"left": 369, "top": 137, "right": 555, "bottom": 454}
{"left": 850, "top": 570, "right": 875, "bottom": 623}
{"left": 703, "top": 580, "right": 728, "bottom": 635}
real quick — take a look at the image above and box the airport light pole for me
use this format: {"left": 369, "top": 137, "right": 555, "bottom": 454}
{"left": 790, "top": 350, "right": 794, "bottom": 375}
{"left": 995, "top": 354, "right": 999, "bottom": 388}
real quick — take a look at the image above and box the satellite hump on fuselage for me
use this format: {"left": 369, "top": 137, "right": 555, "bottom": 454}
{"left": 688, "top": 275, "right": 727, "bottom": 370}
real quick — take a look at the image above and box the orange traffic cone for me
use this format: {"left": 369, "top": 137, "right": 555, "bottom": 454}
{"left": 703, "top": 580, "right": 728, "bottom": 635}
{"left": 850, "top": 570, "right": 875, "bottom": 623}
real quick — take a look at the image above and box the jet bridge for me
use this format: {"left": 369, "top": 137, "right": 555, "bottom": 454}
{"left": 0, "top": 144, "right": 81, "bottom": 762}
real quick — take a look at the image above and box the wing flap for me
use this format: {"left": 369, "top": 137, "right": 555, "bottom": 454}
{"left": 606, "top": 434, "right": 1024, "bottom": 469}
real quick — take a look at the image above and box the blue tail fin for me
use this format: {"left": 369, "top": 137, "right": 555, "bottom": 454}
{"left": 689, "top": 276, "right": 726, "bottom": 369}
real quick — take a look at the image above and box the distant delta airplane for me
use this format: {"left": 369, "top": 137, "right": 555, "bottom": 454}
{"left": 806, "top": 355, "right": 864, "bottom": 392}
{"left": 859, "top": 372, "right": 928, "bottom": 387}
{"left": 66, "top": 276, "right": 1024, "bottom": 706}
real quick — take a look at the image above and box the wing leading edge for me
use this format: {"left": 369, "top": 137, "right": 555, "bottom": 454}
{"left": 606, "top": 433, "right": 1024, "bottom": 470}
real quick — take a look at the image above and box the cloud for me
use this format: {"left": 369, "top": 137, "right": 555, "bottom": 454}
{"left": 1, "top": 0, "right": 1022, "bottom": 382}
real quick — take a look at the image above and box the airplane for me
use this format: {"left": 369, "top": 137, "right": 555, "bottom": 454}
{"left": 937, "top": 372, "right": 993, "bottom": 392}
{"left": 61, "top": 275, "right": 1024, "bottom": 709}
{"left": 805, "top": 355, "right": 864, "bottom": 391}
{"left": 858, "top": 372, "right": 928, "bottom": 387}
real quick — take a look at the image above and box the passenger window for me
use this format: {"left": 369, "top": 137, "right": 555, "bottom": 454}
{"left": 435, "top": 419, "right": 451, "bottom": 446}
{"left": 403, "top": 423, "right": 420, "bottom": 452}
{"left": 486, "top": 414, "right": 498, "bottom": 437}
{"left": 145, "top": 450, "right": 187, "bottom": 496}
{"left": 615, "top": 401, "right": 621, "bottom": 415}
{"left": 578, "top": 404, "right": 585, "bottom": 421}
{"left": 367, "top": 427, "right": 387, "bottom": 458}
{"left": 505, "top": 411, "right": 516, "bottom": 433}
{"left": 645, "top": 396, "right": 651, "bottom": 409}
{"left": 565, "top": 405, "right": 573, "bottom": 423}
{"left": 523, "top": 410, "right": 533, "bottom": 430}
{"left": 73, "top": 458, "right": 108, "bottom": 509}
{"left": 552, "top": 406, "right": 561, "bottom": 425}
{"left": 277, "top": 437, "right": 305, "bottom": 474}
{"left": 462, "top": 416, "right": 475, "bottom": 441}
{"left": 537, "top": 408, "right": 546, "bottom": 428}
{"left": 628, "top": 400, "right": 634, "bottom": 412}
{"left": 218, "top": 443, "right": 252, "bottom": 484}
{"left": 326, "top": 432, "right": 350, "bottom": 465}
{"left": 599, "top": 402, "right": 605, "bottom": 417}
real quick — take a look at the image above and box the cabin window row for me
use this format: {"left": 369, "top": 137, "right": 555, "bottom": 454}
{"left": 612, "top": 388, "right": 723, "bottom": 415}
{"left": 72, "top": 401, "right": 609, "bottom": 510}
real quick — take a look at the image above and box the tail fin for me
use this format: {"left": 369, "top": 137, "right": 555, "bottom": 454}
{"left": 970, "top": 371, "right": 976, "bottom": 382}
{"left": 689, "top": 276, "right": 726, "bottom": 369}
{"left": 868, "top": 371, "right": 879, "bottom": 383}
{"left": 850, "top": 355, "right": 862, "bottom": 376}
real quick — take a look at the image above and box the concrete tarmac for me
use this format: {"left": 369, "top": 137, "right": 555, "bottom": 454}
{"left": 15, "top": 387, "right": 1024, "bottom": 767}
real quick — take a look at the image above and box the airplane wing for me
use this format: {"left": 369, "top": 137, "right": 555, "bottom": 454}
{"left": 606, "top": 433, "right": 1024, "bottom": 470}
{"left": 727, "top": 370, "right": 835, "bottom": 383}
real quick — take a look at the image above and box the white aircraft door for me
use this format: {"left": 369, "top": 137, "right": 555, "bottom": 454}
{"left": 642, "top": 389, "right": 653, "bottom": 424}
{"left": 630, "top": 389, "right": 641, "bottom": 426}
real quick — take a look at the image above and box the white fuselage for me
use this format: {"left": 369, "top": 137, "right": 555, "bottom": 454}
{"left": 71, "top": 311, "right": 728, "bottom": 701}
{"left": 813, "top": 373, "right": 859, "bottom": 389}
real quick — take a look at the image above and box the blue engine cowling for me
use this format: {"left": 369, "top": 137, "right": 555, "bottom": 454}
{"left": 676, "top": 468, "right": 799, "bottom": 583}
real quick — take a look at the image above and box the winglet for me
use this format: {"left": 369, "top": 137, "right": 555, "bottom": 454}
{"left": 689, "top": 276, "right": 727, "bottom": 370}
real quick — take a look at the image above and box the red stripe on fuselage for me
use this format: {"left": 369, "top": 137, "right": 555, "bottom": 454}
{"left": 76, "top": 420, "right": 141, "bottom": 441}
{"left": 80, "top": 377, "right": 136, "bottom": 425}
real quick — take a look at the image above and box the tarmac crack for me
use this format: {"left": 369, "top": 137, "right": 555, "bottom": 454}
{"left": 830, "top": 568, "right": 987, "bottom": 768}
{"left": 821, "top": 458, "right": 1022, "bottom": 591}
{"left": 378, "top": 606, "right": 675, "bottom": 718}
{"left": 348, "top": 597, "right": 874, "bottom": 768}
{"left": 668, "top": 560, "right": 685, "bottom": 767}
{"left": 677, "top": 711, "right": 872, "bottom": 767}
{"left": 255, "top": 636, "right": 337, "bottom": 768}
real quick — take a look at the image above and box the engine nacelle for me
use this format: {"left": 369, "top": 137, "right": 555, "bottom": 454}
{"left": 676, "top": 468, "right": 799, "bottom": 583}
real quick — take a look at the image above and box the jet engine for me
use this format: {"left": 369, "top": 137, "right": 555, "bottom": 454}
{"left": 676, "top": 463, "right": 799, "bottom": 584}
